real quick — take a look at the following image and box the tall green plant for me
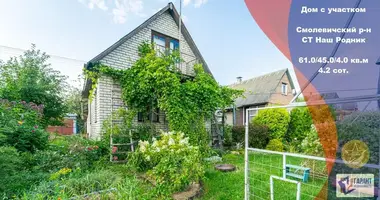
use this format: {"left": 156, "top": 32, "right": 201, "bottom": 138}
{"left": 0, "top": 44, "right": 68, "bottom": 126}
{"left": 84, "top": 42, "right": 242, "bottom": 153}
{"left": 286, "top": 107, "right": 313, "bottom": 145}
{"left": 252, "top": 108, "right": 290, "bottom": 139}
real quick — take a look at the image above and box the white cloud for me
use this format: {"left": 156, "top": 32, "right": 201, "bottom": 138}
{"left": 112, "top": 0, "right": 145, "bottom": 24}
{"left": 79, "top": 0, "right": 108, "bottom": 11}
{"left": 194, "top": 0, "right": 208, "bottom": 8}
{"left": 183, "top": 0, "right": 191, "bottom": 6}
{"left": 183, "top": 0, "right": 207, "bottom": 8}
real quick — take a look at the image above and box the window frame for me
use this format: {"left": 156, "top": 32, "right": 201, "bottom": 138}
{"left": 151, "top": 31, "right": 179, "bottom": 51}
{"left": 281, "top": 82, "right": 288, "bottom": 95}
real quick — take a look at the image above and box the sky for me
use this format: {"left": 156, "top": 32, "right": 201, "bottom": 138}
{"left": 0, "top": 0, "right": 295, "bottom": 89}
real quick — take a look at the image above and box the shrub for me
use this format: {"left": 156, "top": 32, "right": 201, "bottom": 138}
{"left": 286, "top": 107, "right": 313, "bottom": 145}
{"left": 231, "top": 124, "right": 269, "bottom": 149}
{"left": 231, "top": 125, "right": 245, "bottom": 144}
{"left": 0, "top": 99, "right": 49, "bottom": 153}
{"left": 23, "top": 169, "right": 122, "bottom": 199}
{"left": 249, "top": 124, "right": 270, "bottom": 149}
{"left": 252, "top": 108, "right": 290, "bottom": 139}
{"left": 223, "top": 125, "right": 233, "bottom": 147}
{"left": 266, "top": 139, "right": 284, "bottom": 152}
{"left": 336, "top": 112, "right": 380, "bottom": 165}
{"left": 300, "top": 125, "right": 324, "bottom": 156}
{"left": 131, "top": 131, "right": 204, "bottom": 197}
{"left": 0, "top": 147, "right": 49, "bottom": 198}
{"left": 34, "top": 136, "right": 108, "bottom": 173}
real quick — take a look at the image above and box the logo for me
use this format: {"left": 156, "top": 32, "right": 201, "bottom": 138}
{"left": 342, "top": 140, "right": 369, "bottom": 169}
{"left": 336, "top": 174, "right": 374, "bottom": 197}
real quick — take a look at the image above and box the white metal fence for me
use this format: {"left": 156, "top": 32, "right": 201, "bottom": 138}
{"left": 244, "top": 97, "right": 380, "bottom": 200}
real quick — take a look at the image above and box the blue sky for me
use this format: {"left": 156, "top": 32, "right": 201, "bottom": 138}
{"left": 0, "top": 0, "right": 294, "bottom": 87}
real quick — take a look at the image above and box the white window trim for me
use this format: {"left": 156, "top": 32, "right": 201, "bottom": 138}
{"left": 281, "top": 83, "right": 288, "bottom": 95}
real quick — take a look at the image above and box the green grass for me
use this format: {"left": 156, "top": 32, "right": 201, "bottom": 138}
{"left": 200, "top": 152, "right": 329, "bottom": 200}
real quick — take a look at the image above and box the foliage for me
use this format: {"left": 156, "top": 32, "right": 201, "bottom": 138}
{"left": 23, "top": 169, "right": 122, "bottom": 199}
{"left": 286, "top": 107, "right": 313, "bottom": 145}
{"left": 249, "top": 124, "right": 270, "bottom": 149}
{"left": 336, "top": 111, "right": 380, "bottom": 165}
{"left": 0, "top": 44, "right": 68, "bottom": 126}
{"left": 252, "top": 108, "right": 290, "bottom": 139}
{"left": 231, "top": 124, "right": 269, "bottom": 149}
{"left": 0, "top": 146, "right": 50, "bottom": 198}
{"left": 131, "top": 131, "right": 204, "bottom": 197}
{"left": 223, "top": 125, "right": 233, "bottom": 147}
{"left": 300, "top": 125, "right": 324, "bottom": 156}
{"left": 231, "top": 125, "right": 245, "bottom": 144}
{"left": 265, "top": 139, "right": 284, "bottom": 152}
{"left": 39, "top": 135, "right": 108, "bottom": 172}
{"left": 84, "top": 42, "right": 243, "bottom": 153}
{"left": 0, "top": 99, "right": 49, "bottom": 152}
{"left": 64, "top": 84, "right": 84, "bottom": 133}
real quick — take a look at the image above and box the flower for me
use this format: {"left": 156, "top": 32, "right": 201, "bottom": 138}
{"left": 18, "top": 121, "right": 24, "bottom": 125}
{"left": 113, "top": 156, "right": 118, "bottom": 161}
{"left": 168, "top": 138, "right": 175, "bottom": 146}
{"left": 94, "top": 145, "right": 99, "bottom": 149}
{"left": 34, "top": 125, "right": 38, "bottom": 129}
{"left": 112, "top": 146, "right": 118, "bottom": 153}
{"left": 87, "top": 147, "right": 93, "bottom": 151}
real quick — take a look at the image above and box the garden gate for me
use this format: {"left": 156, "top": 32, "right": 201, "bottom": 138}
{"left": 244, "top": 94, "right": 380, "bottom": 199}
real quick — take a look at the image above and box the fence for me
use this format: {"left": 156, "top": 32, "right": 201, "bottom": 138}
{"left": 244, "top": 95, "right": 380, "bottom": 199}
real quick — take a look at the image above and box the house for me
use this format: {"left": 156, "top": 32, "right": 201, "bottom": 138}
{"left": 225, "top": 69, "right": 296, "bottom": 126}
{"left": 46, "top": 114, "right": 78, "bottom": 135}
{"left": 309, "top": 92, "right": 358, "bottom": 121}
{"left": 82, "top": 3, "right": 212, "bottom": 139}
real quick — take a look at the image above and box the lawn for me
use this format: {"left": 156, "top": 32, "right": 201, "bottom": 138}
{"left": 200, "top": 152, "right": 329, "bottom": 200}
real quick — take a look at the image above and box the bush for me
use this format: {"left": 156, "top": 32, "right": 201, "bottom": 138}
{"left": 266, "top": 139, "right": 284, "bottom": 152}
{"left": 286, "top": 107, "right": 313, "bottom": 145}
{"left": 252, "top": 108, "right": 290, "bottom": 139}
{"left": 0, "top": 99, "right": 49, "bottom": 153}
{"left": 0, "top": 147, "right": 49, "bottom": 198}
{"left": 231, "top": 124, "right": 269, "bottom": 149}
{"left": 249, "top": 124, "right": 270, "bottom": 149}
{"left": 231, "top": 125, "right": 245, "bottom": 144}
{"left": 223, "top": 125, "right": 233, "bottom": 147}
{"left": 34, "top": 136, "right": 108, "bottom": 173}
{"left": 300, "top": 125, "right": 324, "bottom": 156}
{"left": 336, "top": 112, "right": 380, "bottom": 165}
{"left": 131, "top": 131, "right": 204, "bottom": 197}
{"left": 23, "top": 169, "right": 123, "bottom": 199}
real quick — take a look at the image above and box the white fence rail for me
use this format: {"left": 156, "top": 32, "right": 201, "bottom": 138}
{"left": 243, "top": 100, "right": 380, "bottom": 200}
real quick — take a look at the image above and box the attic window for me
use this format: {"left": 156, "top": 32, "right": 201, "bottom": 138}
{"left": 281, "top": 83, "right": 288, "bottom": 95}
{"left": 152, "top": 31, "right": 179, "bottom": 53}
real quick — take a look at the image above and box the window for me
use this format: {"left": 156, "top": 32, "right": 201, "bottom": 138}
{"left": 152, "top": 108, "right": 160, "bottom": 123}
{"left": 137, "top": 108, "right": 160, "bottom": 123}
{"left": 281, "top": 83, "right": 288, "bottom": 95}
{"left": 152, "top": 31, "right": 179, "bottom": 53}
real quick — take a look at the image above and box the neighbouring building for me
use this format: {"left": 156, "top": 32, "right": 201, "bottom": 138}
{"left": 225, "top": 69, "right": 296, "bottom": 126}
{"left": 82, "top": 3, "right": 212, "bottom": 139}
{"left": 309, "top": 92, "right": 358, "bottom": 121}
{"left": 46, "top": 114, "right": 78, "bottom": 135}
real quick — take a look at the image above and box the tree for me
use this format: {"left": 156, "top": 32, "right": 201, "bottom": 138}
{"left": 0, "top": 44, "right": 68, "bottom": 126}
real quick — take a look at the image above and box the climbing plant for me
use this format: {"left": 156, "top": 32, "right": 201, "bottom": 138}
{"left": 84, "top": 42, "right": 243, "bottom": 153}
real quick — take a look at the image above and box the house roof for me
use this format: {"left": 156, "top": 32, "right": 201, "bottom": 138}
{"left": 82, "top": 2, "right": 212, "bottom": 98}
{"left": 229, "top": 68, "right": 295, "bottom": 108}
{"left": 86, "top": 2, "right": 211, "bottom": 75}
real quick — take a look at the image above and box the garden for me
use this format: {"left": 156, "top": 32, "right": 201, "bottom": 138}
{"left": 1, "top": 43, "right": 379, "bottom": 200}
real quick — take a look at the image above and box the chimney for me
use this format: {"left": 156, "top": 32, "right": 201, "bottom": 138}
{"left": 236, "top": 76, "right": 242, "bottom": 83}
